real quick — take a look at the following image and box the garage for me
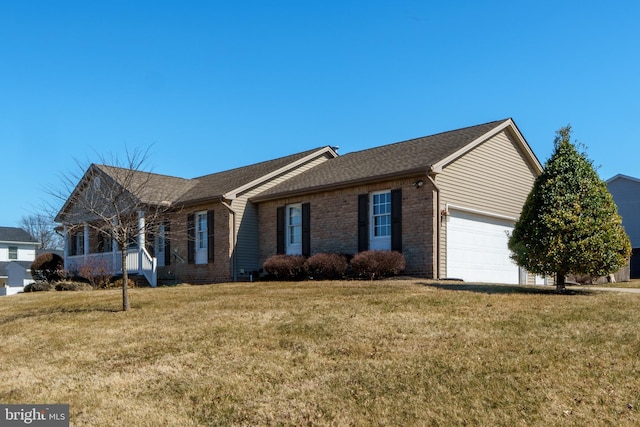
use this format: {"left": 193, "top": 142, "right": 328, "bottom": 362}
{"left": 446, "top": 208, "right": 520, "bottom": 284}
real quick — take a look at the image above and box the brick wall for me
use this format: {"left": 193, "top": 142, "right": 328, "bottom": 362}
{"left": 257, "top": 176, "right": 436, "bottom": 278}
{"left": 158, "top": 202, "right": 231, "bottom": 284}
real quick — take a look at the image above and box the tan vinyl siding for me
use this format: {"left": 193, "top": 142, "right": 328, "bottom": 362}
{"left": 436, "top": 129, "right": 539, "bottom": 278}
{"left": 232, "top": 154, "right": 334, "bottom": 277}
{"left": 260, "top": 155, "right": 332, "bottom": 189}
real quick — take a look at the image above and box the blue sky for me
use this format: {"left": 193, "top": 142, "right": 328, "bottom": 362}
{"left": 1, "top": 1, "right": 638, "bottom": 227}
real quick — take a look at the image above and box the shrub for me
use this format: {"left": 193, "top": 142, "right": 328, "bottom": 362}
{"left": 263, "top": 255, "right": 307, "bottom": 281}
{"left": 350, "top": 250, "right": 406, "bottom": 280}
{"left": 77, "top": 258, "right": 114, "bottom": 289}
{"left": 23, "top": 281, "right": 54, "bottom": 292}
{"left": 55, "top": 281, "right": 93, "bottom": 291}
{"left": 105, "top": 278, "right": 137, "bottom": 289}
{"left": 30, "top": 253, "right": 64, "bottom": 282}
{"left": 304, "top": 253, "right": 348, "bottom": 280}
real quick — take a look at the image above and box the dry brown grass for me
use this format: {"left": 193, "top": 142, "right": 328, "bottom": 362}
{"left": 2, "top": 280, "right": 640, "bottom": 426}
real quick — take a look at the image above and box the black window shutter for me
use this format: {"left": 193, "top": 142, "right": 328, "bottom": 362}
{"left": 164, "top": 221, "right": 171, "bottom": 266}
{"left": 358, "top": 194, "right": 369, "bottom": 252}
{"left": 276, "top": 206, "right": 285, "bottom": 254}
{"left": 391, "top": 189, "right": 402, "bottom": 252}
{"left": 302, "top": 202, "right": 311, "bottom": 257}
{"left": 207, "top": 210, "right": 215, "bottom": 262}
{"left": 187, "top": 213, "right": 195, "bottom": 264}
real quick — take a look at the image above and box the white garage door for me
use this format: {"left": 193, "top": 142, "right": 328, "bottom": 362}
{"left": 446, "top": 209, "right": 519, "bottom": 284}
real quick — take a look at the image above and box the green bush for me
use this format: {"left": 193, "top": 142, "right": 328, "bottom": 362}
{"left": 304, "top": 253, "right": 348, "bottom": 280}
{"left": 350, "top": 250, "right": 406, "bottom": 280}
{"left": 30, "top": 253, "right": 64, "bottom": 282}
{"left": 263, "top": 255, "right": 307, "bottom": 281}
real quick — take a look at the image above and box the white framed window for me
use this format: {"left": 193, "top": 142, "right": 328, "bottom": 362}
{"left": 8, "top": 246, "right": 18, "bottom": 260}
{"left": 370, "top": 191, "right": 391, "bottom": 250}
{"left": 286, "top": 204, "right": 302, "bottom": 255}
{"left": 195, "top": 211, "right": 208, "bottom": 264}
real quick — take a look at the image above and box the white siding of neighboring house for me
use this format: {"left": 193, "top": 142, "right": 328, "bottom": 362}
{"left": 0, "top": 240, "right": 38, "bottom": 295}
{"left": 436, "top": 129, "right": 539, "bottom": 282}
{"left": 0, "top": 243, "right": 37, "bottom": 262}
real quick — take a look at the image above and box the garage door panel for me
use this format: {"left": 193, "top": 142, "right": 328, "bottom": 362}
{"left": 446, "top": 209, "right": 519, "bottom": 284}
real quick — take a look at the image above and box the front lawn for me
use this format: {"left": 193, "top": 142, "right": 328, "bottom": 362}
{"left": 1, "top": 280, "right": 639, "bottom": 426}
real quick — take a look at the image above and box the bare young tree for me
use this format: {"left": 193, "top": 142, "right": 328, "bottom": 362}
{"left": 51, "top": 146, "right": 184, "bottom": 311}
{"left": 20, "top": 213, "right": 63, "bottom": 250}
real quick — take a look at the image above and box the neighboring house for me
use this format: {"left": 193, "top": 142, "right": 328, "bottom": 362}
{"left": 56, "top": 118, "right": 543, "bottom": 285}
{"left": 607, "top": 174, "right": 640, "bottom": 278}
{"left": 0, "top": 226, "right": 39, "bottom": 296}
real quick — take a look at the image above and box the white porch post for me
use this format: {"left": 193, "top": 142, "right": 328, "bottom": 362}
{"left": 137, "top": 211, "right": 145, "bottom": 248}
{"left": 63, "top": 225, "right": 69, "bottom": 260}
{"left": 83, "top": 224, "right": 90, "bottom": 255}
{"left": 138, "top": 211, "right": 145, "bottom": 275}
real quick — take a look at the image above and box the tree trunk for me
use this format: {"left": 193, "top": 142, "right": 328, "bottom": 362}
{"left": 121, "top": 248, "right": 130, "bottom": 311}
{"left": 556, "top": 272, "right": 566, "bottom": 293}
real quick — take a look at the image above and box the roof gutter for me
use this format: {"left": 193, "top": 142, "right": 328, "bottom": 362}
{"left": 0, "top": 240, "right": 39, "bottom": 245}
{"left": 250, "top": 167, "right": 428, "bottom": 203}
{"left": 427, "top": 166, "right": 441, "bottom": 280}
{"left": 219, "top": 198, "right": 238, "bottom": 282}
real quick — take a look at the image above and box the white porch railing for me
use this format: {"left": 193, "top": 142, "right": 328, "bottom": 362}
{"left": 66, "top": 248, "right": 157, "bottom": 287}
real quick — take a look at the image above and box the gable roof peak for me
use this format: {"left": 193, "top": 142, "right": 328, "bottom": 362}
{"left": 251, "top": 118, "right": 539, "bottom": 202}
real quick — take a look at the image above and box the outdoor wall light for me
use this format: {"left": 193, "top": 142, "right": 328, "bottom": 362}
{"left": 413, "top": 179, "right": 424, "bottom": 188}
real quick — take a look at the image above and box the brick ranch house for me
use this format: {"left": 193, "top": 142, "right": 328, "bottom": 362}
{"left": 56, "top": 118, "right": 543, "bottom": 286}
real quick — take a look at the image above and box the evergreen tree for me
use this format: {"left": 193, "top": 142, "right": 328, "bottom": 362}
{"left": 508, "top": 125, "right": 631, "bottom": 291}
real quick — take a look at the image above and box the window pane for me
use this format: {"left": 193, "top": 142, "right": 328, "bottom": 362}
{"left": 372, "top": 191, "right": 391, "bottom": 237}
{"left": 374, "top": 215, "right": 391, "bottom": 237}
{"left": 197, "top": 213, "right": 207, "bottom": 249}
{"left": 287, "top": 205, "right": 302, "bottom": 246}
{"left": 289, "top": 226, "right": 301, "bottom": 244}
{"left": 288, "top": 206, "right": 301, "bottom": 225}
{"left": 8, "top": 246, "right": 17, "bottom": 260}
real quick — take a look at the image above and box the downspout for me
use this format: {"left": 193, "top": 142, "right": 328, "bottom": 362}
{"left": 427, "top": 167, "right": 441, "bottom": 280}
{"left": 220, "top": 198, "right": 238, "bottom": 282}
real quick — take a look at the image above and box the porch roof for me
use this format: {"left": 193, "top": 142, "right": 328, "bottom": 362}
{"left": 58, "top": 146, "right": 331, "bottom": 222}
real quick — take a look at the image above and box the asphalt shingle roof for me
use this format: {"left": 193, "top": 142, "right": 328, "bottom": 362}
{"left": 0, "top": 262, "right": 8, "bottom": 277}
{"left": 177, "top": 147, "right": 325, "bottom": 203}
{"left": 93, "top": 147, "right": 327, "bottom": 206}
{"left": 0, "top": 227, "right": 38, "bottom": 243}
{"left": 64, "top": 119, "right": 513, "bottom": 212}
{"left": 253, "top": 119, "right": 509, "bottom": 200}
{"left": 94, "top": 165, "right": 196, "bottom": 205}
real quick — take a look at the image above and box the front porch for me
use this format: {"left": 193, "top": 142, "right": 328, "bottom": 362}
{"left": 65, "top": 248, "right": 157, "bottom": 287}
{"left": 62, "top": 212, "right": 158, "bottom": 287}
